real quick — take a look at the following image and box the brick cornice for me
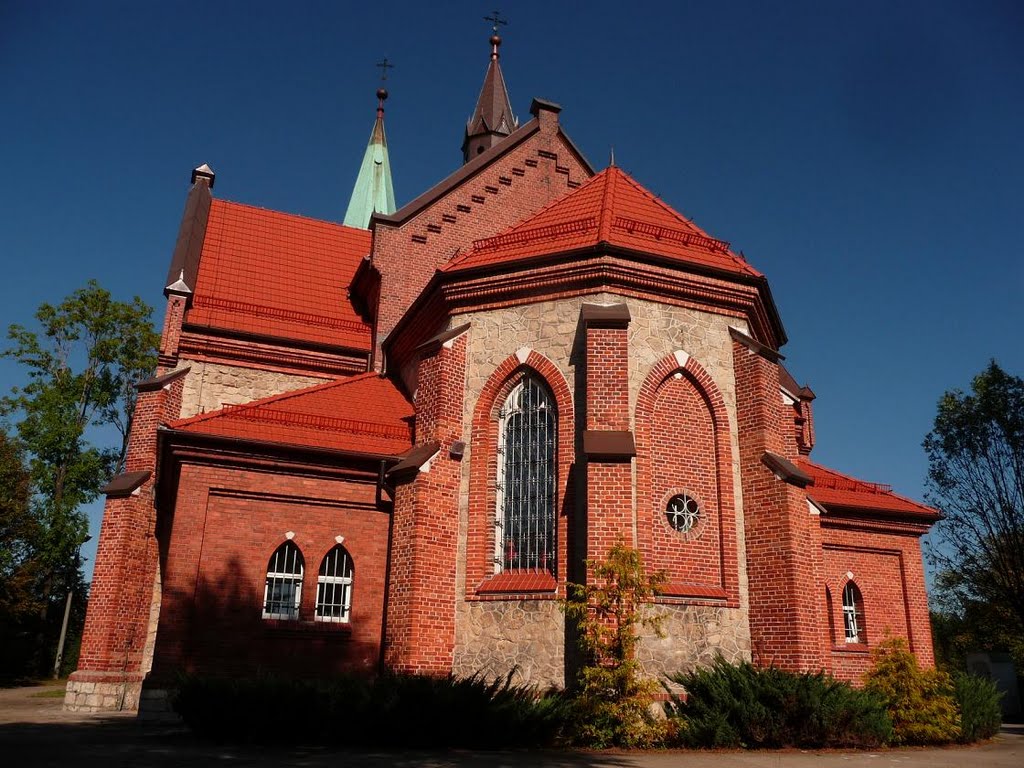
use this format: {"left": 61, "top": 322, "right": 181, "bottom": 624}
{"left": 819, "top": 511, "right": 935, "bottom": 536}
{"left": 158, "top": 427, "right": 394, "bottom": 484}
{"left": 179, "top": 329, "right": 367, "bottom": 377}
{"left": 384, "top": 251, "right": 783, "bottom": 375}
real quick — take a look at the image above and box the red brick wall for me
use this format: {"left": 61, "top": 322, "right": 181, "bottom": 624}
{"left": 635, "top": 354, "right": 739, "bottom": 604}
{"left": 149, "top": 463, "right": 388, "bottom": 682}
{"left": 383, "top": 335, "right": 467, "bottom": 674}
{"left": 821, "top": 521, "right": 935, "bottom": 682}
{"left": 371, "top": 115, "right": 591, "bottom": 363}
{"left": 465, "top": 350, "right": 575, "bottom": 593}
{"left": 733, "top": 338, "right": 825, "bottom": 671}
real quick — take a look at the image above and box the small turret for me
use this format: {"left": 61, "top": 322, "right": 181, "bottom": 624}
{"left": 462, "top": 15, "right": 518, "bottom": 163}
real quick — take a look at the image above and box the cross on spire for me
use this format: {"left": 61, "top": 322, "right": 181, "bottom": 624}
{"left": 484, "top": 10, "right": 507, "bottom": 33}
{"left": 376, "top": 57, "right": 394, "bottom": 82}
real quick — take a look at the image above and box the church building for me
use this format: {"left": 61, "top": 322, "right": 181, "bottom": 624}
{"left": 66, "top": 31, "right": 938, "bottom": 713}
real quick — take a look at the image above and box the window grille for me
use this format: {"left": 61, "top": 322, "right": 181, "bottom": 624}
{"left": 666, "top": 494, "right": 701, "bottom": 533}
{"left": 842, "top": 581, "right": 864, "bottom": 643}
{"left": 315, "top": 545, "right": 353, "bottom": 623}
{"left": 495, "top": 377, "right": 556, "bottom": 573}
{"left": 263, "top": 541, "right": 304, "bottom": 620}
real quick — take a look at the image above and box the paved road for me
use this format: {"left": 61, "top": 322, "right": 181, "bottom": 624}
{"left": 1, "top": 684, "right": 1021, "bottom": 767}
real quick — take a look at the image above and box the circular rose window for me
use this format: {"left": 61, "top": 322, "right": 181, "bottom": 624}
{"left": 665, "top": 494, "right": 701, "bottom": 533}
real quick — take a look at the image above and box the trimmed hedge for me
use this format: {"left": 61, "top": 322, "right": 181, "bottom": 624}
{"left": 954, "top": 673, "right": 1002, "bottom": 743}
{"left": 173, "top": 671, "right": 569, "bottom": 748}
{"left": 666, "top": 657, "right": 892, "bottom": 749}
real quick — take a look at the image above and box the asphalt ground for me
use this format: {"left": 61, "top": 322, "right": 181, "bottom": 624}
{"left": 1, "top": 683, "right": 1021, "bottom": 767}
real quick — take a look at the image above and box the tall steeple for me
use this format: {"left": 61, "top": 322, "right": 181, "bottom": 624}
{"left": 462, "top": 13, "right": 518, "bottom": 164}
{"left": 344, "top": 69, "right": 397, "bottom": 229}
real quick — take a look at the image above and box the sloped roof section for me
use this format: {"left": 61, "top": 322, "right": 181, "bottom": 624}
{"left": 186, "top": 200, "right": 373, "bottom": 350}
{"left": 171, "top": 373, "right": 414, "bottom": 456}
{"left": 443, "top": 166, "right": 761, "bottom": 278}
{"left": 797, "top": 459, "right": 939, "bottom": 520}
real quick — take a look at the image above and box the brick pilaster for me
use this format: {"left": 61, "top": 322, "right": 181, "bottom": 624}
{"left": 66, "top": 368, "right": 188, "bottom": 711}
{"left": 731, "top": 329, "right": 824, "bottom": 672}
{"left": 383, "top": 332, "right": 467, "bottom": 674}
{"left": 580, "top": 303, "right": 635, "bottom": 559}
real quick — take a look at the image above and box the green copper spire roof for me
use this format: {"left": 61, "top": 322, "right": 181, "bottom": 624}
{"left": 344, "top": 88, "right": 396, "bottom": 229}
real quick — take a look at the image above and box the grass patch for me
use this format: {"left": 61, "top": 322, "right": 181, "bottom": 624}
{"left": 30, "top": 687, "right": 67, "bottom": 698}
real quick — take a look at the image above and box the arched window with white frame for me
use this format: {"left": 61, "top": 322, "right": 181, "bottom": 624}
{"left": 495, "top": 376, "right": 556, "bottom": 573}
{"left": 842, "top": 581, "right": 866, "bottom": 643}
{"left": 263, "top": 541, "right": 304, "bottom": 620}
{"left": 315, "top": 545, "right": 354, "bottom": 623}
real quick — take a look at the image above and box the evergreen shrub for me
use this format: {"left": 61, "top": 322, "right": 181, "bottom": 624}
{"left": 863, "top": 637, "right": 960, "bottom": 744}
{"left": 173, "top": 670, "right": 568, "bottom": 748}
{"left": 953, "top": 673, "right": 1002, "bottom": 743}
{"left": 665, "top": 657, "right": 892, "bottom": 749}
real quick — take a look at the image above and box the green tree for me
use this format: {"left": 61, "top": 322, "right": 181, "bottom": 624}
{"left": 0, "top": 433, "right": 44, "bottom": 681}
{"left": 923, "top": 362, "right": 1024, "bottom": 658}
{"left": 561, "top": 540, "right": 667, "bottom": 748}
{"left": 2, "top": 280, "right": 159, "bottom": 673}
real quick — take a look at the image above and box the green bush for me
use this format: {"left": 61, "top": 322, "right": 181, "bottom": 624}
{"left": 666, "top": 657, "right": 892, "bottom": 749}
{"left": 953, "top": 673, "right": 1002, "bottom": 743}
{"left": 863, "top": 637, "right": 961, "bottom": 745}
{"left": 172, "top": 670, "right": 568, "bottom": 748}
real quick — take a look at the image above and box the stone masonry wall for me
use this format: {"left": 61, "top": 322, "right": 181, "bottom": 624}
{"left": 453, "top": 600, "right": 564, "bottom": 688}
{"left": 451, "top": 292, "right": 752, "bottom": 685}
{"left": 177, "top": 359, "right": 327, "bottom": 419}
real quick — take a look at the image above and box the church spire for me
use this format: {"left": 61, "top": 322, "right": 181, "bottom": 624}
{"left": 462, "top": 12, "right": 518, "bottom": 164}
{"left": 344, "top": 62, "right": 397, "bottom": 229}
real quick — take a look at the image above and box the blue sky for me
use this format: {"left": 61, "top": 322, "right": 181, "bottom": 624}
{"left": 2, "top": 1, "right": 1022, "bottom": 581}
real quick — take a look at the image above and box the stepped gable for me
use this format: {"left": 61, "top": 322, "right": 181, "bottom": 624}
{"left": 798, "top": 459, "right": 939, "bottom": 519}
{"left": 170, "top": 372, "right": 414, "bottom": 456}
{"left": 186, "top": 200, "right": 373, "bottom": 351}
{"left": 443, "top": 166, "right": 760, "bottom": 278}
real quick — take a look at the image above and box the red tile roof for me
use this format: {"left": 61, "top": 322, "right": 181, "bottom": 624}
{"left": 798, "top": 459, "right": 939, "bottom": 520}
{"left": 443, "top": 166, "right": 760, "bottom": 277}
{"left": 170, "top": 373, "right": 414, "bottom": 456}
{"left": 186, "top": 200, "right": 373, "bottom": 350}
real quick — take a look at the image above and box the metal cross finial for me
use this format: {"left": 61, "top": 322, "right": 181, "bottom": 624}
{"left": 484, "top": 10, "right": 508, "bottom": 33}
{"left": 376, "top": 57, "right": 394, "bottom": 82}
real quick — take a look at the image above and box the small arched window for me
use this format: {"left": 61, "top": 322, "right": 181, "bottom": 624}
{"left": 825, "top": 586, "right": 836, "bottom": 644}
{"left": 496, "top": 376, "right": 556, "bottom": 573}
{"left": 315, "top": 545, "right": 354, "bottom": 623}
{"left": 263, "top": 541, "right": 304, "bottom": 620}
{"left": 842, "top": 581, "right": 866, "bottom": 643}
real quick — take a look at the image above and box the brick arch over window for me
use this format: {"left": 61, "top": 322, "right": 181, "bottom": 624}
{"left": 635, "top": 352, "right": 739, "bottom": 605}
{"left": 466, "top": 350, "right": 574, "bottom": 595}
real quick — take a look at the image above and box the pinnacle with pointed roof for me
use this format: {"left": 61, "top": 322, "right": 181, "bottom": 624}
{"left": 343, "top": 87, "right": 397, "bottom": 229}
{"left": 462, "top": 30, "right": 518, "bottom": 163}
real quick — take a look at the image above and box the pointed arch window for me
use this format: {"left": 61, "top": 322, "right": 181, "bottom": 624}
{"left": 263, "top": 541, "right": 304, "bottom": 620}
{"left": 495, "top": 376, "right": 556, "bottom": 573}
{"left": 315, "top": 545, "right": 354, "bottom": 623}
{"left": 842, "top": 581, "right": 866, "bottom": 643}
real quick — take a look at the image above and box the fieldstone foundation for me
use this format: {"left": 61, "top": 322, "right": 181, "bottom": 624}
{"left": 64, "top": 670, "right": 145, "bottom": 712}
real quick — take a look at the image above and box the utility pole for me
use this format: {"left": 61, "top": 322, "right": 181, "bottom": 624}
{"left": 53, "top": 534, "right": 91, "bottom": 679}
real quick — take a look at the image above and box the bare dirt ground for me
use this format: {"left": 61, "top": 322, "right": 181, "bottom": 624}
{"left": 1, "top": 683, "right": 1021, "bottom": 767}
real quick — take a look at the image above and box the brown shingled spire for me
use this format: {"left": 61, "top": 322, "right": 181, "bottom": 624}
{"left": 462, "top": 13, "right": 518, "bottom": 164}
